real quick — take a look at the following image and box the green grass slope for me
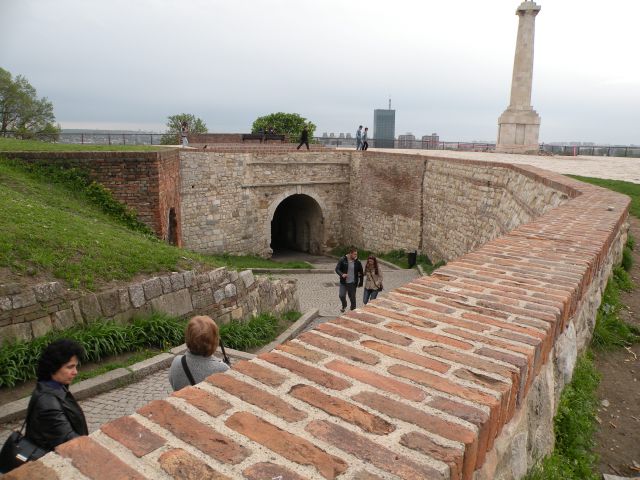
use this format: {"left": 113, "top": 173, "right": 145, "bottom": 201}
{"left": 0, "top": 157, "right": 307, "bottom": 290}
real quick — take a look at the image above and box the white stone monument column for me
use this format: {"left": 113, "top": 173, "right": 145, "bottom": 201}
{"left": 496, "top": 1, "right": 541, "bottom": 154}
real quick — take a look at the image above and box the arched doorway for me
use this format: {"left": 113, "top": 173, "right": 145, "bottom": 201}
{"left": 270, "top": 194, "right": 323, "bottom": 254}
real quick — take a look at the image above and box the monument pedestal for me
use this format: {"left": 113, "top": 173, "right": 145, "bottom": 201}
{"left": 496, "top": 107, "right": 540, "bottom": 154}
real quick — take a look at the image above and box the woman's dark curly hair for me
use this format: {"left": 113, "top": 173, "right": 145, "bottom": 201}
{"left": 36, "top": 339, "right": 85, "bottom": 381}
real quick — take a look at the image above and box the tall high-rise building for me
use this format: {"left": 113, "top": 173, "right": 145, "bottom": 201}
{"left": 374, "top": 102, "right": 395, "bottom": 148}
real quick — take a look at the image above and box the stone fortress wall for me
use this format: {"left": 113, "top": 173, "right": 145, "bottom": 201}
{"left": 0, "top": 268, "right": 298, "bottom": 346}
{"left": 3, "top": 146, "right": 631, "bottom": 480}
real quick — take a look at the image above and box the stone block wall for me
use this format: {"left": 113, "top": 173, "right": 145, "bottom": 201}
{"left": 1, "top": 150, "right": 182, "bottom": 244}
{"left": 179, "top": 150, "right": 350, "bottom": 256}
{"left": 8, "top": 164, "right": 630, "bottom": 480}
{"left": 0, "top": 268, "right": 298, "bottom": 346}
{"left": 348, "top": 152, "right": 574, "bottom": 263}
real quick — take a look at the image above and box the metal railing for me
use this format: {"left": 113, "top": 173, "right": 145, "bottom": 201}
{"left": 3, "top": 131, "right": 638, "bottom": 158}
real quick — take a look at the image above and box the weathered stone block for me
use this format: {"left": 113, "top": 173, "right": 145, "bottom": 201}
{"left": 239, "top": 270, "right": 255, "bottom": 289}
{"left": 30, "top": 316, "right": 53, "bottom": 337}
{"left": 33, "top": 282, "right": 64, "bottom": 303}
{"left": 231, "top": 307, "right": 243, "bottom": 320}
{"left": 213, "top": 289, "right": 225, "bottom": 304}
{"left": 209, "top": 268, "right": 227, "bottom": 286}
{"left": 228, "top": 270, "right": 239, "bottom": 282}
{"left": 129, "top": 284, "right": 145, "bottom": 308}
{"left": 0, "top": 296, "right": 11, "bottom": 312}
{"left": 0, "top": 322, "right": 32, "bottom": 345}
{"left": 79, "top": 294, "right": 102, "bottom": 322}
{"left": 224, "top": 283, "right": 237, "bottom": 298}
{"left": 118, "top": 288, "right": 131, "bottom": 311}
{"left": 192, "top": 289, "right": 213, "bottom": 309}
{"left": 11, "top": 290, "right": 37, "bottom": 309}
{"left": 53, "top": 309, "right": 77, "bottom": 330}
{"left": 0, "top": 283, "right": 21, "bottom": 296}
{"left": 98, "top": 290, "right": 121, "bottom": 317}
{"left": 160, "top": 275, "right": 172, "bottom": 294}
{"left": 183, "top": 271, "right": 195, "bottom": 288}
{"left": 142, "top": 277, "right": 163, "bottom": 300}
{"left": 170, "top": 272, "right": 185, "bottom": 291}
{"left": 151, "top": 290, "right": 193, "bottom": 317}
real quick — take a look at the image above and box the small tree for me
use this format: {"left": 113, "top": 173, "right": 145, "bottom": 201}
{"left": 0, "top": 67, "right": 60, "bottom": 140}
{"left": 251, "top": 112, "right": 316, "bottom": 142}
{"left": 161, "top": 113, "right": 207, "bottom": 145}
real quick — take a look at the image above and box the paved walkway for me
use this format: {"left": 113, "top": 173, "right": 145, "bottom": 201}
{"left": 372, "top": 149, "right": 640, "bottom": 184}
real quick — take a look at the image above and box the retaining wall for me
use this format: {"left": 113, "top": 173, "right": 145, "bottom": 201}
{"left": 0, "top": 268, "right": 298, "bottom": 346}
{"left": 6, "top": 160, "right": 630, "bottom": 480}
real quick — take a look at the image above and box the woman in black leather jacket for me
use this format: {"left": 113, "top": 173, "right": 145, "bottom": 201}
{"left": 26, "top": 339, "right": 89, "bottom": 451}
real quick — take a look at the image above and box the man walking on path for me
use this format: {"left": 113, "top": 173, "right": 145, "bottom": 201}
{"left": 362, "top": 127, "right": 369, "bottom": 150}
{"left": 335, "top": 247, "right": 364, "bottom": 312}
{"left": 296, "top": 126, "right": 310, "bottom": 150}
{"left": 356, "top": 125, "right": 363, "bottom": 150}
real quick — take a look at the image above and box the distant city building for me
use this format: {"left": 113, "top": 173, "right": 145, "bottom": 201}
{"left": 421, "top": 133, "right": 439, "bottom": 149}
{"left": 374, "top": 107, "right": 395, "bottom": 148}
{"left": 398, "top": 133, "right": 416, "bottom": 148}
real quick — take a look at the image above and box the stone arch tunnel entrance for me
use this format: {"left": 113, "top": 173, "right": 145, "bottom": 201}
{"left": 271, "top": 194, "right": 323, "bottom": 254}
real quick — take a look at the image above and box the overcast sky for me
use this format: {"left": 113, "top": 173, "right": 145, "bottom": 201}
{"left": 1, "top": 0, "right": 638, "bottom": 144}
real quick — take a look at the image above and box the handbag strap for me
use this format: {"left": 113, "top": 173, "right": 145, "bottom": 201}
{"left": 219, "top": 339, "right": 231, "bottom": 366}
{"left": 180, "top": 355, "right": 196, "bottom": 386}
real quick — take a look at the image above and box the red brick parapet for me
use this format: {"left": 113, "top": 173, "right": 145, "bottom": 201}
{"left": 5, "top": 163, "right": 630, "bottom": 480}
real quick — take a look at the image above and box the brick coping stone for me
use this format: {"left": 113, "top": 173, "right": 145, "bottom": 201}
{"left": 4, "top": 157, "right": 629, "bottom": 480}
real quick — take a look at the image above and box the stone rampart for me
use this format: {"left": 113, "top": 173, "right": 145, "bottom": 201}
{"left": 179, "top": 150, "right": 350, "bottom": 255}
{"left": 7, "top": 160, "right": 630, "bottom": 480}
{"left": 348, "top": 152, "right": 573, "bottom": 262}
{"left": 0, "top": 268, "right": 298, "bottom": 346}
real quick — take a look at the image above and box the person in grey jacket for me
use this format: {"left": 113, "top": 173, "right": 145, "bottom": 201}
{"left": 26, "top": 339, "right": 88, "bottom": 452}
{"left": 169, "top": 315, "right": 229, "bottom": 391}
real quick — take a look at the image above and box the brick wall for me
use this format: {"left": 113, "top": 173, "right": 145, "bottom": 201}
{"left": 7, "top": 166, "right": 630, "bottom": 479}
{"left": 0, "top": 268, "right": 298, "bottom": 346}
{"left": 2, "top": 150, "right": 181, "bottom": 244}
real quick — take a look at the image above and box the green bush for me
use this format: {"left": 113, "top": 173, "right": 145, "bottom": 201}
{"left": 219, "top": 311, "right": 300, "bottom": 350}
{"left": 0, "top": 313, "right": 187, "bottom": 387}
{"left": 626, "top": 233, "right": 635, "bottom": 251}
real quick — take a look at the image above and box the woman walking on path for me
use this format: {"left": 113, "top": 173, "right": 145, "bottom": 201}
{"left": 363, "top": 255, "right": 383, "bottom": 304}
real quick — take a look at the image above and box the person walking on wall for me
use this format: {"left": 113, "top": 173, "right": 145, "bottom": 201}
{"left": 335, "top": 247, "right": 364, "bottom": 312}
{"left": 355, "top": 125, "right": 363, "bottom": 150}
{"left": 363, "top": 255, "right": 383, "bottom": 304}
{"left": 362, "top": 127, "right": 369, "bottom": 151}
{"left": 180, "top": 121, "right": 189, "bottom": 147}
{"left": 297, "top": 125, "right": 310, "bottom": 150}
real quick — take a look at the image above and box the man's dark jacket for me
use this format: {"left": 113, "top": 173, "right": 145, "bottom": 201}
{"left": 335, "top": 255, "right": 364, "bottom": 286}
{"left": 26, "top": 382, "right": 88, "bottom": 451}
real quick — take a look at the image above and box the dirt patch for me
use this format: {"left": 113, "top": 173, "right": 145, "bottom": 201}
{"left": 593, "top": 215, "right": 640, "bottom": 477}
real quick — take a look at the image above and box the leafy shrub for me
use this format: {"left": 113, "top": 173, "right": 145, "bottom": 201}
{"left": 626, "top": 233, "right": 635, "bottom": 251}
{"left": 0, "top": 313, "right": 186, "bottom": 387}
{"left": 219, "top": 311, "right": 300, "bottom": 350}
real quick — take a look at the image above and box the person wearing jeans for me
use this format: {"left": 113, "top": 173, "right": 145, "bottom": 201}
{"left": 363, "top": 255, "right": 383, "bottom": 304}
{"left": 335, "top": 247, "right": 364, "bottom": 312}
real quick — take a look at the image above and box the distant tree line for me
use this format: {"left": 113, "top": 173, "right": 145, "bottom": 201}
{"left": 0, "top": 67, "right": 60, "bottom": 140}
